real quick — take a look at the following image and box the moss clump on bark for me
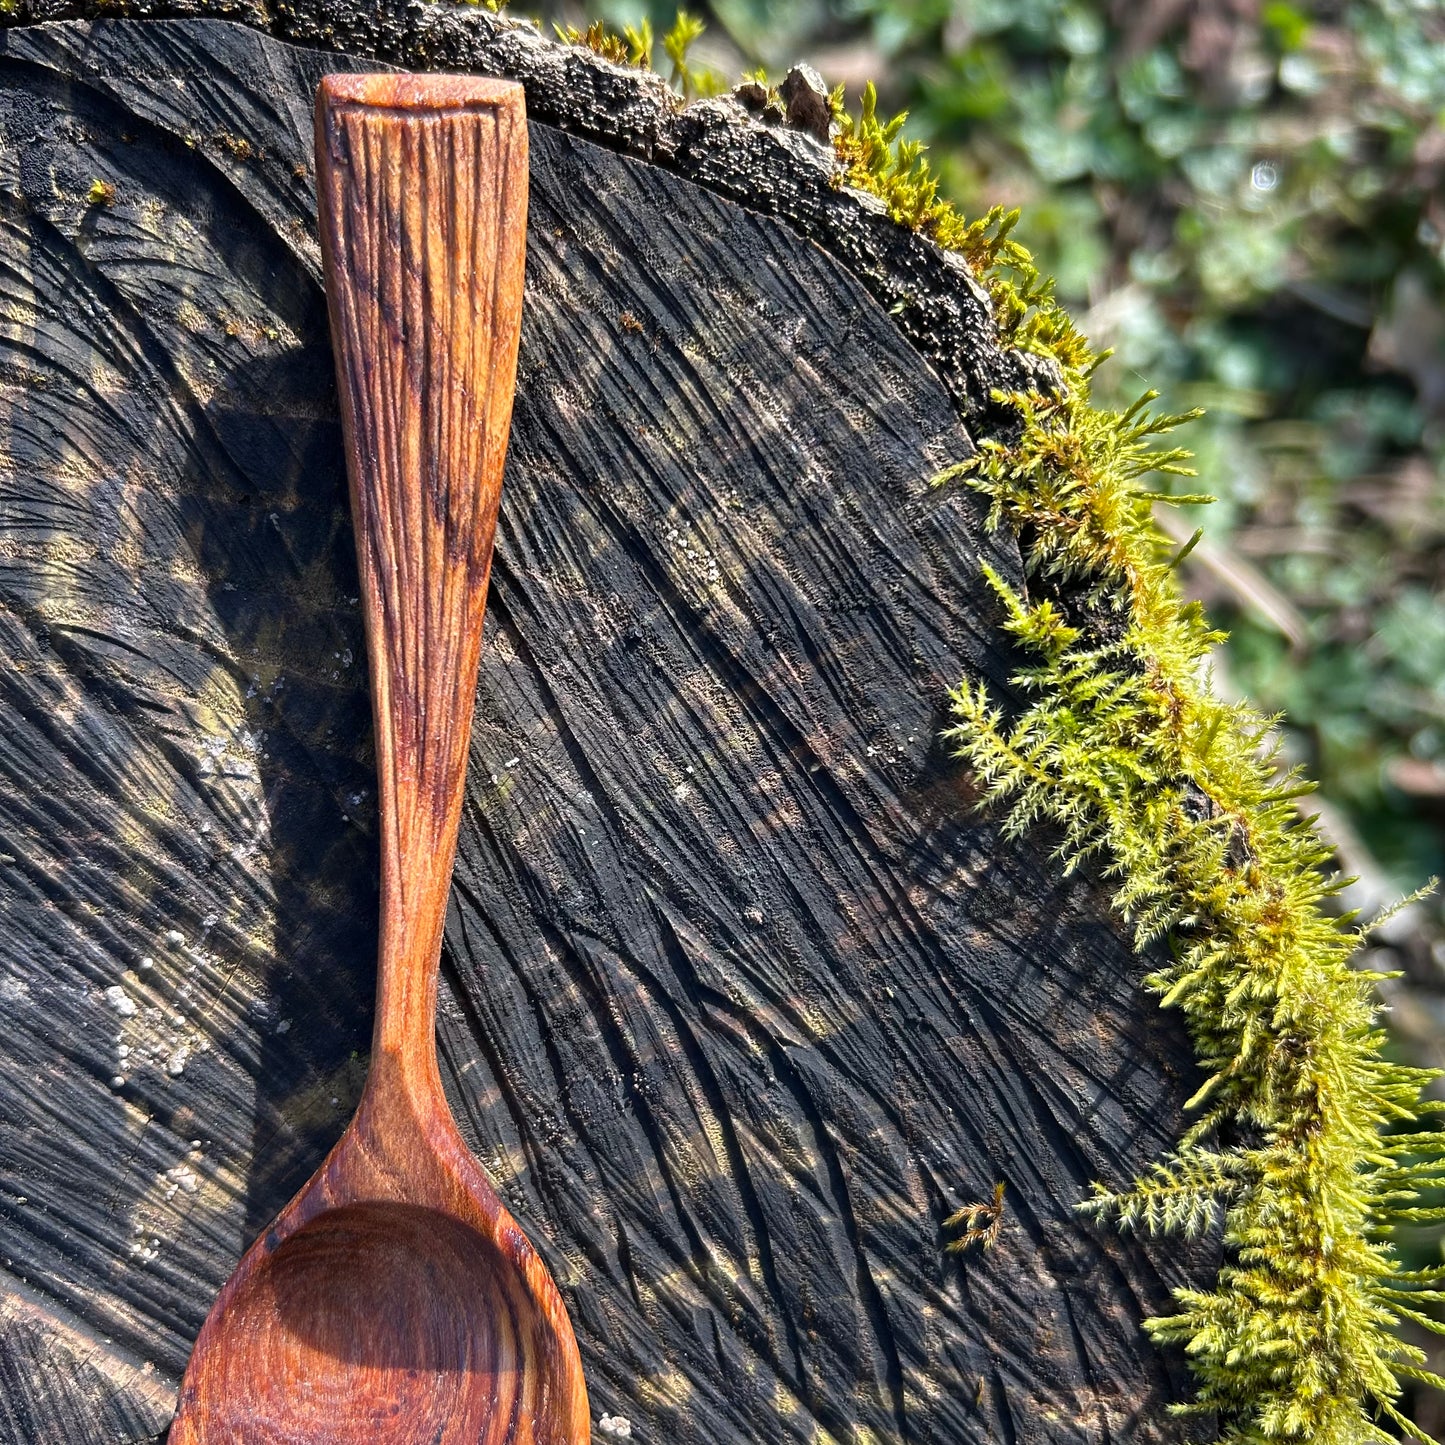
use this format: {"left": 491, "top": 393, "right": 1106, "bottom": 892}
{"left": 833, "top": 81, "right": 1445, "bottom": 1445}
{"left": 552, "top": 10, "right": 724, "bottom": 100}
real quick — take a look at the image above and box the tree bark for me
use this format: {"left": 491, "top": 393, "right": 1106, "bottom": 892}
{"left": 0, "top": 13, "right": 1209, "bottom": 1443}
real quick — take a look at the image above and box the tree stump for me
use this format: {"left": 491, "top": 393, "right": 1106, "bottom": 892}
{"left": 0, "top": 12, "right": 1210, "bottom": 1443}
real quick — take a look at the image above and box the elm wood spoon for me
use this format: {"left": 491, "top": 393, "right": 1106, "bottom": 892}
{"left": 169, "top": 73, "right": 590, "bottom": 1445}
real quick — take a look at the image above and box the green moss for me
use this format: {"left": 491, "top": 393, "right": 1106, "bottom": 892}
{"left": 945, "top": 1180, "right": 1007, "bottom": 1254}
{"left": 831, "top": 83, "right": 1445, "bottom": 1443}
{"left": 554, "top": 17, "right": 654, "bottom": 70}
{"left": 554, "top": 11, "right": 724, "bottom": 101}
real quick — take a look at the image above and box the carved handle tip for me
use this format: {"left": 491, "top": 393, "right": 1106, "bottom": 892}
{"left": 317, "top": 70, "right": 526, "bottom": 115}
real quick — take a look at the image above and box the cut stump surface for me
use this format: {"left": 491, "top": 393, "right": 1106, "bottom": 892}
{"left": 0, "top": 15, "right": 1208, "bottom": 1443}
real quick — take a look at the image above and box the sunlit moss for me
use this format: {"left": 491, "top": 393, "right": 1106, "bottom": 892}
{"left": 553, "top": 11, "right": 724, "bottom": 100}
{"left": 833, "top": 81, "right": 1445, "bottom": 1444}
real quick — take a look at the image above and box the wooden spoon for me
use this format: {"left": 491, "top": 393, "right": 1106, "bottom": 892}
{"left": 169, "top": 73, "right": 590, "bottom": 1445}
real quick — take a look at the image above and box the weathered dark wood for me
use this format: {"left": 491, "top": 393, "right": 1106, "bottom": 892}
{"left": 173, "top": 75, "right": 590, "bottom": 1444}
{"left": 3, "top": 0, "right": 1059, "bottom": 430}
{"left": 0, "top": 17, "right": 1210, "bottom": 1444}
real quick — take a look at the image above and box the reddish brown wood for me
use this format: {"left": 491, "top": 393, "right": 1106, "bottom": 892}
{"left": 169, "top": 73, "right": 590, "bottom": 1445}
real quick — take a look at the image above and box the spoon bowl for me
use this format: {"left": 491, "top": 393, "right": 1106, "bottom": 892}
{"left": 172, "top": 1087, "right": 578, "bottom": 1443}
{"left": 236, "top": 1202, "right": 520, "bottom": 1376}
{"left": 170, "top": 72, "right": 589, "bottom": 1445}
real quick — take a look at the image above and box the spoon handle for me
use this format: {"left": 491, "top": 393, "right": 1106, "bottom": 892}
{"left": 315, "top": 74, "right": 528, "bottom": 1086}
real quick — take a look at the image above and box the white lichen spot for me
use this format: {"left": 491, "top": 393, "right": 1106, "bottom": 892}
{"left": 105, "top": 985, "right": 137, "bottom": 1017}
{"left": 597, "top": 1416, "right": 632, "bottom": 1439}
{"left": 164, "top": 929, "right": 185, "bottom": 947}
{"left": 167, "top": 1047, "right": 190, "bottom": 1077}
{"left": 166, "top": 1165, "right": 200, "bottom": 1195}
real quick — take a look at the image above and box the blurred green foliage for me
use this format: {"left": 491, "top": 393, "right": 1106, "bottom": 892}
{"left": 559, "top": 0, "right": 1445, "bottom": 905}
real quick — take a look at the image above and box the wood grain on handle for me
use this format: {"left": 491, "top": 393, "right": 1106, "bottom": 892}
{"left": 168, "top": 79, "right": 587, "bottom": 1445}
{"left": 315, "top": 73, "right": 528, "bottom": 1081}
